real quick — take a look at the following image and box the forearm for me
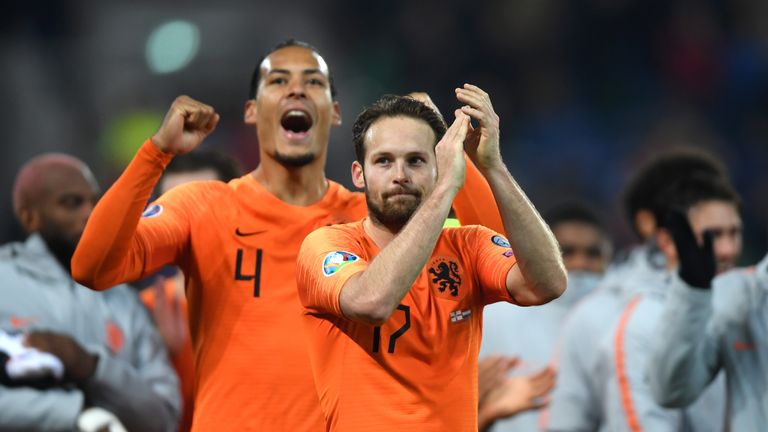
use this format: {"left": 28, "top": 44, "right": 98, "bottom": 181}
{"left": 72, "top": 139, "right": 172, "bottom": 289}
{"left": 342, "top": 187, "right": 455, "bottom": 324}
{"left": 482, "top": 164, "right": 566, "bottom": 303}
{"left": 452, "top": 154, "right": 504, "bottom": 232}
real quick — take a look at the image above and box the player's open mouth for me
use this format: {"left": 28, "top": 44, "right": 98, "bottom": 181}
{"left": 281, "top": 109, "right": 313, "bottom": 140}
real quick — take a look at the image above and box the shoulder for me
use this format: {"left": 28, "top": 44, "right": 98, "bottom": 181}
{"left": 712, "top": 267, "right": 758, "bottom": 322}
{"left": 164, "top": 179, "right": 233, "bottom": 200}
{"left": 625, "top": 295, "right": 663, "bottom": 336}
{"left": 442, "top": 225, "right": 507, "bottom": 246}
{"left": 153, "top": 179, "right": 235, "bottom": 211}
{"left": 148, "top": 180, "right": 235, "bottom": 220}
{"left": 302, "top": 222, "right": 364, "bottom": 251}
{"left": 0, "top": 241, "right": 22, "bottom": 262}
{"left": 563, "top": 289, "right": 622, "bottom": 332}
{"left": 325, "top": 181, "right": 366, "bottom": 209}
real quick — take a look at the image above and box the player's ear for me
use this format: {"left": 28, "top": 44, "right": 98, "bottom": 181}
{"left": 634, "top": 209, "right": 657, "bottom": 241}
{"left": 332, "top": 101, "right": 342, "bottom": 127}
{"left": 351, "top": 161, "right": 365, "bottom": 189}
{"left": 656, "top": 228, "right": 677, "bottom": 263}
{"left": 244, "top": 100, "right": 258, "bottom": 125}
{"left": 18, "top": 207, "right": 40, "bottom": 234}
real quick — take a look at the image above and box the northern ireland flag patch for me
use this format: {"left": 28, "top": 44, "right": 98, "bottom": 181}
{"left": 450, "top": 309, "right": 472, "bottom": 323}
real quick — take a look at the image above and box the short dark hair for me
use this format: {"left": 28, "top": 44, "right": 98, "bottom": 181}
{"left": 623, "top": 148, "right": 726, "bottom": 237}
{"left": 165, "top": 150, "right": 242, "bottom": 182}
{"left": 655, "top": 174, "right": 741, "bottom": 229}
{"left": 248, "top": 39, "right": 337, "bottom": 100}
{"left": 544, "top": 202, "right": 605, "bottom": 233}
{"left": 352, "top": 95, "right": 448, "bottom": 164}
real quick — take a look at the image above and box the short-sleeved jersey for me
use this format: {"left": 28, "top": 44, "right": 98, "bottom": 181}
{"left": 73, "top": 140, "right": 504, "bottom": 431}
{"left": 296, "top": 220, "right": 518, "bottom": 431}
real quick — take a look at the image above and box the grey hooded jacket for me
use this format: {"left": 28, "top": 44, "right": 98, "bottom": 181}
{"left": 0, "top": 234, "right": 180, "bottom": 431}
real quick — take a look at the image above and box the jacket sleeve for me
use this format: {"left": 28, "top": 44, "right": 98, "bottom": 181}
{"left": 647, "top": 274, "right": 721, "bottom": 408}
{"left": 0, "top": 385, "right": 83, "bottom": 431}
{"left": 81, "top": 287, "right": 181, "bottom": 432}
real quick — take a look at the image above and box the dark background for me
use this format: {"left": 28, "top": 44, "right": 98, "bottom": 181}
{"left": 2, "top": 0, "right": 767, "bottom": 262}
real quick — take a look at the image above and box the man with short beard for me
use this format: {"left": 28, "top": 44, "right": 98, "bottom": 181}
{"left": 0, "top": 154, "right": 179, "bottom": 431}
{"left": 296, "top": 90, "right": 567, "bottom": 430}
{"left": 72, "top": 40, "right": 504, "bottom": 431}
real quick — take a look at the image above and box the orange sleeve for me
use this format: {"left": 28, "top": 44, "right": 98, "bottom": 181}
{"left": 467, "top": 225, "right": 518, "bottom": 305}
{"left": 72, "top": 139, "right": 193, "bottom": 290}
{"left": 451, "top": 155, "right": 504, "bottom": 233}
{"left": 296, "top": 227, "right": 368, "bottom": 317}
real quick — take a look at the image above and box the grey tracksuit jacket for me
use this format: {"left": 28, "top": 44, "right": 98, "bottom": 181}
{"left": 0, "top": 234, "right": 180, "bottom": 431}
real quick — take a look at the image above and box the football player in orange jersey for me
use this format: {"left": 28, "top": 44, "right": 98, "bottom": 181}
{"left": 72, "top": 40, "right": 506, "bottom": 431}
{"left": 296, "top": 89, "right": 567, "bottom": 430}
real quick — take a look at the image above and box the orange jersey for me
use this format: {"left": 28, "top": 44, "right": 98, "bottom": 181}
{"left": 141, "top": 278, "right": 195, "bottom": 432}
{"left": 296, "top": 220, "right": 518, "bottom": 431}
{"left": 73, "top": 140, "right": 502, "bottom": 431}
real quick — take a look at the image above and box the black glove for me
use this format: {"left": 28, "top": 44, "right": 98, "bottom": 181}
{"left": 666, "top": 210, "right": 716, "bottom": 289}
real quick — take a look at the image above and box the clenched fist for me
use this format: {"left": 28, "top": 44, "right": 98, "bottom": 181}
{"left": 151, "top": 95, "right": 220, "bottom": 155}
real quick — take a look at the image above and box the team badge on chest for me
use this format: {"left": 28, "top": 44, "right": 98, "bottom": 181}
{"left": 427, "top": 256, "right": 464, "bottom": 300}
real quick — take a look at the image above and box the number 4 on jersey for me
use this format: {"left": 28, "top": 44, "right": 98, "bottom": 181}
{"left": 235, "top": 248, "right": 263, "bottom": 297}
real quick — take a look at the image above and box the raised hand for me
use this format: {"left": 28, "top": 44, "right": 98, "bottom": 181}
{"left": 434, "top": 110, "right": 470, "bottom": 193}
{"left": 24, "top": 331, "right": 98, "bottom": 383}
{"left": 478, "top": 356, "right": 520, "bottom": 408}
{"left": 479, "top": 365, "right": 556, "bottom": 429}
{"left": 666, "top": 210, "right": 716, "bottom": 289}
{"left": 151, "top": 95, "right": 220, "bottom": 155}
{"left": 455, "top": 84, "right": 501, "bottom": 171}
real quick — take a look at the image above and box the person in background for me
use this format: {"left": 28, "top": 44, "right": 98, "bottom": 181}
{"left": 480, "top": 202, "right": 612, "bottom": 431}
{"left": 0, "top": 154, "right": 179, "bottom": 431}
{"left": 604, "top": 174, "right": 739, "bottom": 431}
{"left": 648, "top": 187, "right": 767, "bottom": 429}
{"left": 545, "top": 148, "right": 727, "bottom": 432}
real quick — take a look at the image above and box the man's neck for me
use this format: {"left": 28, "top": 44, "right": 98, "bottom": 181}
{"left": 251, "top": 158, "right": 328, "bottom": 206}
{"left": 362, "top": 217, "right": 405, "bottom": 250}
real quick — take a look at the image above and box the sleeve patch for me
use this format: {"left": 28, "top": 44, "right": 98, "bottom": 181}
{"left": 141, "top": 203, "right": 163, "bottom": 218}
{"left": 491, "top": 235, "right": 510, "bottom": 248}
{"left": 323, "top": 251, "right": 360, "bottom": 277}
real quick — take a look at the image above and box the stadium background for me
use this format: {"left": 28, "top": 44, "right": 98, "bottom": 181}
{"left": 2, "top": 0, "right": 767, "bottom": 263}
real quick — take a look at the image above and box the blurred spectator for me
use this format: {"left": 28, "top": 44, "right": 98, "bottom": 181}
{"left": 0, "top": 154, "right": 179, "bottom": 431}
{"left": 480, "top": 202, "right": 611, "bottom": 431}
{"left": 545, "top": 148, "right": 726, "bottom": 431}
{"left": 604, "top": 174, "right": 740, "bottom": 431}
{"left": 648, "top": 191, "right": 768, "bottom": 428}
